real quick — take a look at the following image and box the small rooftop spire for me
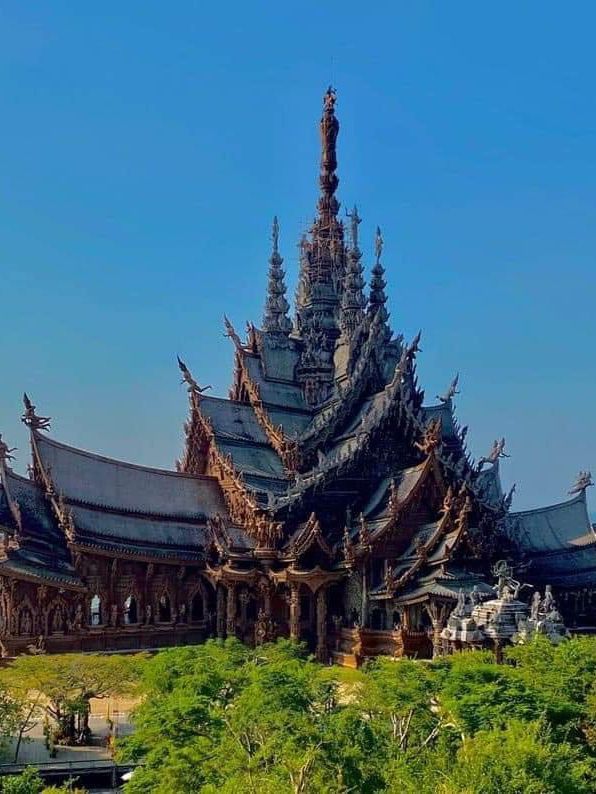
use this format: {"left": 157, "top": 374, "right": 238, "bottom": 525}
{"left": 368, "top": 227, "right": 390, "bottom": 331}
{"left": 341, "top": 206, "right": 366, "bottom": 335}
{"left": 263, "top": 217, "right": 292, "bottom": 336}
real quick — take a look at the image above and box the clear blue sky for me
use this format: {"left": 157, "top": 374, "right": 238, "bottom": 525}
{"left": 1, "top": 2, "right": 594, "bottom": 511}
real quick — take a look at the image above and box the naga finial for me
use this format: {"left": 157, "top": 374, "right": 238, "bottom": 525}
{"left": 374, "top": 226, "right": 383, "bottom": 263}
{"left": 21, "top": 393, "right": 51, "bottom": 431}
{"left": 569, "top": 471, "right": 593, "bottom": 495}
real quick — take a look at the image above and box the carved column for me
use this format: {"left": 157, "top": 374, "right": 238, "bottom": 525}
{"left": 216, "top": 584, "right": 226, "bottom": 639}
{"left": 289, "top": 584, "right": 301, "bottom": 641}
{"left": 144, "top": 563, "right": 154, "bottom": 624}
{"left": 238, "top": 590, "right": 250, "bottom": 638}
{"left": 361, "top": 567, "right": 369, "bottom": 628}
{"left": 315, "top": 587, "right": 328, "bottom": 663}
{"left": 425, "top": 599, "right": 449, "bottom": 658}
{"left": 226, "top": 583, "right": 237, "bottom": 637}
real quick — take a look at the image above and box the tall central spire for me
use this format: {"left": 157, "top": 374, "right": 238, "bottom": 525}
{"left": 295, "top": 88, "right": 347, "bottom": 406}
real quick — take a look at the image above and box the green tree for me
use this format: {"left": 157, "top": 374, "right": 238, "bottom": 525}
{"left": 0, "top": 653, "right": 144, "bottom": 745}
{"left": 0, "top": 767, "right": 43, "bottom": 794}
{"left": 436, "top": 720, "right": 595, "bottom": 794}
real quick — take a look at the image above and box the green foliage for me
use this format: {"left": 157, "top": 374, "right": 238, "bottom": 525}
{"left": 0, "top": 770, "right": 87, "bottom": 794}
{"left": 0, "top": 652, "right": 145, "bottom": 745}
{"left": 1, "top": 636, "right": 593, "bottom": 793}
{"left": 0, "top": 684, "right": 31, "bottom": 760}
{"left": 0, "top": 767, "right": 43, "bottom": 794}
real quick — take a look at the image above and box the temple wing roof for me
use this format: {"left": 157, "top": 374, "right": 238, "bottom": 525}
{"left": 0, "top": 471, "right": 82, "bottom": 586}
{"left": 363, "top": 462, "right": 429, "bottom": 520}
{"left": 421, "top": 402, "right": 457, "bottom": 438}
{"left": 258, "top": 335, "right": 302, "bottom": 383}
{"left": 199, "top": 396, "right": 309, "bottom": 450}
{"left": 509, "top": 492, "right": 596, "bottom": 553}
{"left": 34, "top": 432, "right": 226, "bottom": 519}
{"left": 243, "top": 353, "right": 308, "bottom": 411}
{"left": 70, "top": 504, "right": 209, "bottom": 555}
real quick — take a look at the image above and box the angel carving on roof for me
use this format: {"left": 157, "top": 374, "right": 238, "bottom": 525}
{"left": 477, "top": 437, "right": 509, "bottom": 471}
{"left": 177, "top": 356, "right": 211, "bottom": 398}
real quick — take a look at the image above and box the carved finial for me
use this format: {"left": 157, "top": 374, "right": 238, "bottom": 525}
{"left": 0, "top": 435, "right": 16, "bottom": 466}
{"left": 21, "top": 394, "right": 51, "bottom": 432}
{"left": 436, "top": 373, "right": 460, "bottom": 404}
{"left": 569, "top": 471, "right": 593, "bottom": 495}
{"left": 324, "top": 85, "right": 337, "bottom": 111}
{"left": 177, "top": 356, "right": 211, "bottom": 398}
{"left": 374, "top": 226, "right": 383, "bottom": 263}
{"left": 346, "top": 205, "right": 361, "bottom": 250}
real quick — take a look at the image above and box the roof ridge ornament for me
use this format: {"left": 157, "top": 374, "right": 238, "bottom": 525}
{"left": 374, "top": 226, "right": 383, "bottom": 263}
{"left": 568, "top": 470, "right": 593, "bottom": 495}
{"left": 436, "top": 373, "right": 460, "bottom": 404}
{"left": 477, "top": 437, "right": 509, "bottom": 472}
{"left": 177, "top": 356, "right": 212, "bottom": 400}
{"left": 22, "top": 393, "right": 51, "bottom": 432}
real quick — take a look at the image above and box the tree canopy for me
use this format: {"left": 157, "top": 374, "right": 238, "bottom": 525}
{"left": 116, "top": 636, "right": 596, "bottom": 794}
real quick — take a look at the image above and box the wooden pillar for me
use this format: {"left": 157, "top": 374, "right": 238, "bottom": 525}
{"left": 226, "top": 583, "right": 237, "bottom": 637}
{"left": 238, "top": 590, "right": 250, "bottom": 638}
{"left": 361, "top": 567, "right": 368, "bottom": 628}
{"left": 315, "top": 587, "right": 328, "bottom": 663}
{"left": 216, "top": 584, "right": 226, "bottom": 639}
{"left": 289, "top": 584, "right": 301, "bottom": 641}
{"left": 425, "top": 599, "right": 448, "bottom": 658}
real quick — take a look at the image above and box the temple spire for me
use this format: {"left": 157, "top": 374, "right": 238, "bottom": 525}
{"left": 368, "top": 226, "right": 390, "bottom": 332}
{"left": 295, "top": 88, "right": 347, "bottom": 406}
{"left": 340, "top": 205, "right": 366, "bottom": 335}
{"left": 263, "top": 217, "right": 292, "bottom": 336}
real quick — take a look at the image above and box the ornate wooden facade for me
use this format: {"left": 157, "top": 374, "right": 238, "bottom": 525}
{"left": 1, "top": 89, "right": 595, "bottom": 662}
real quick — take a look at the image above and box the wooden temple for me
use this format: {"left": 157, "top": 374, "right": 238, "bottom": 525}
{"left": 1, "top": 89, "right": 595, "bottom": 662}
